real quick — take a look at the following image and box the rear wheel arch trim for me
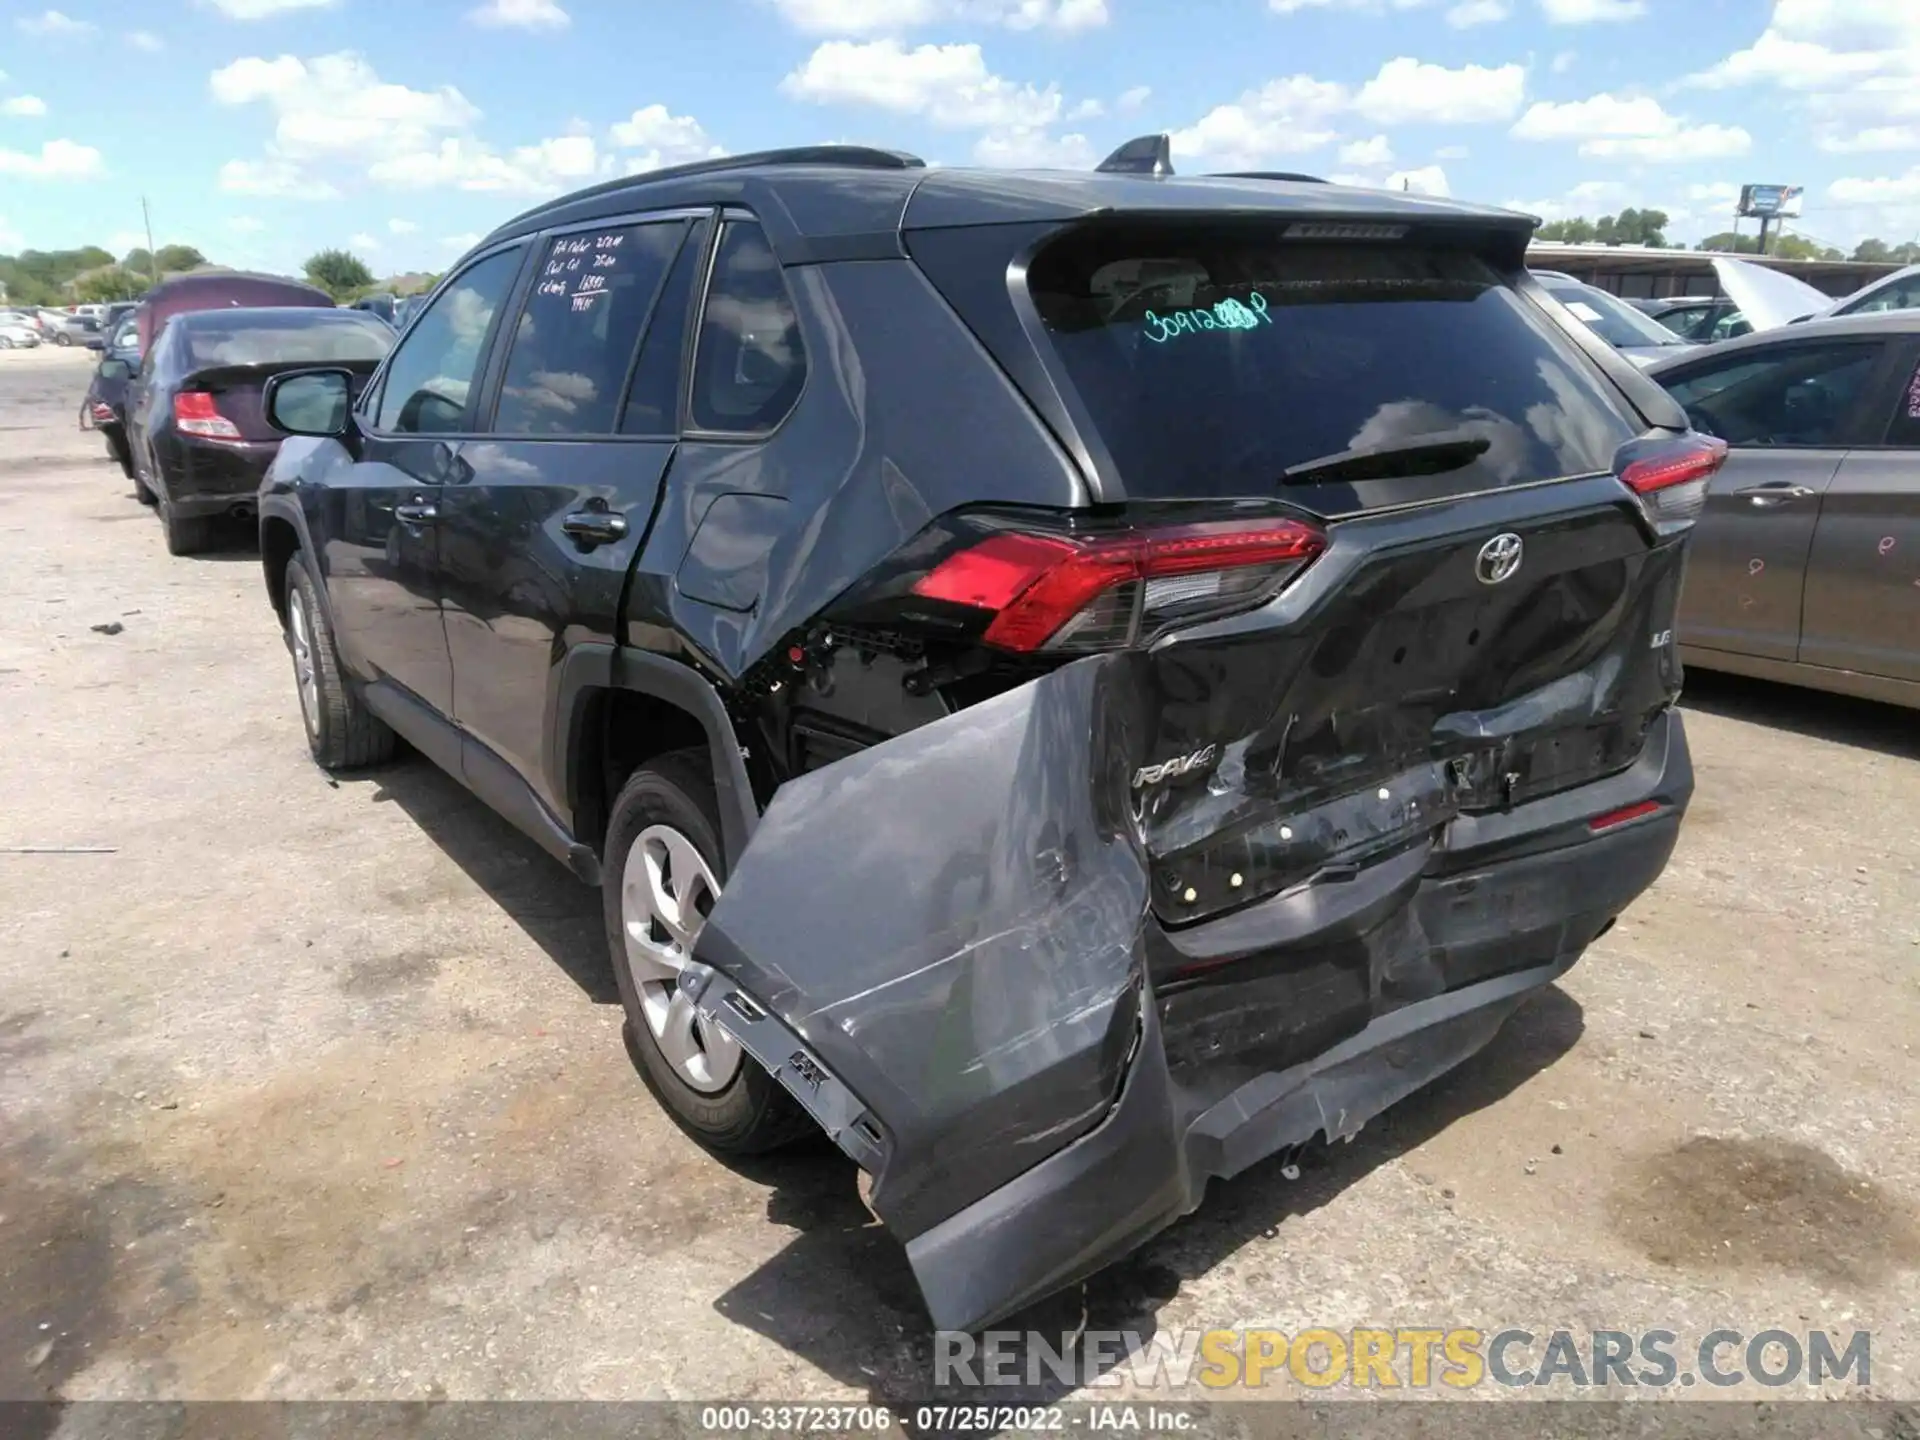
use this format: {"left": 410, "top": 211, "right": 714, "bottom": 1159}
{"left": 258, "top": 498, "right": 331, "bottom": 630}
{"left": 554, "top": 644, "right": 759, "bottom": 870}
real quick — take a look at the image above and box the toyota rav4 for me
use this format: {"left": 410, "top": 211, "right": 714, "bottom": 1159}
{"left": 255, "top": 136, "right": 1708, "bottom": 1333}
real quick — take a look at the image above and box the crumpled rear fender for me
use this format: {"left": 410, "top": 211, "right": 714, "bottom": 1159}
{"left": 690, "top": 655, "right": 1152, "bottom": 1240}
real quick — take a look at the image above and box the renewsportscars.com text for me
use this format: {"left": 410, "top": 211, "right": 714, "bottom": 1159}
{"left": 935, "top": 1327, "right": 1872, "bottom": 1391}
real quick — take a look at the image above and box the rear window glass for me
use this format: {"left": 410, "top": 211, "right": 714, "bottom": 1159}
{"left": 1027, "top": 226, "right": 1637, "bottom": 513}
{"left": 185, "top": 316, "right": 392, "bottom": 369}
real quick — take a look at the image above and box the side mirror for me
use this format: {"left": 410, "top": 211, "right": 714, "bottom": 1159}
{"left": 265, "top": 368, "right": 354, "bottom": 437}
{"left": 98, "top": 358, "right": 132, "bottom": 381}
{"left": 85, "top": 335, "right": 106, "bottom": 351}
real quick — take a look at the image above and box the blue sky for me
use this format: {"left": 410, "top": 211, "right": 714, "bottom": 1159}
{"left": 3, "top": 0, "right": 1919, "bottom": 276}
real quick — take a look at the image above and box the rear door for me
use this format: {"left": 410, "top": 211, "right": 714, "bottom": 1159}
{"left": 437, "top": 213, "right": 702, "bottom": 817}
{"left": 318, "top": 244, "right": 526, "bottom": 721}
{"left": 1798, "top": 339, "right": 1920, "bottom": 681}
{"left": 1662, "top": 338, "right": 1890, "bottom": 662}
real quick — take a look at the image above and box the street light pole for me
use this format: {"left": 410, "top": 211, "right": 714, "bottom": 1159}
{"left": 140, "top": 197, "right": 160, "bottom": 287}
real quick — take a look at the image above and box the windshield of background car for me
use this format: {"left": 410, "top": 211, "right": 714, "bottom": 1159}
{"left": 1026, "top": 223, "right": 1636, "bottom": 514}
{"left": 1541, "top": 278, "right": 1690, "bottom": 349}
{"left": 184, "top": 314, "right": 393, "bottom": 369}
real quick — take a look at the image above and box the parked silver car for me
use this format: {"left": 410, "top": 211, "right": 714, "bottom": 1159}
{"left": 1645, "top": 309, "right": 1920, "bottom": 708}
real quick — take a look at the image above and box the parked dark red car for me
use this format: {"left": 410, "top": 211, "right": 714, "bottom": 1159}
{"left": 135, "top": 271, "right": 334, "bottom": 354}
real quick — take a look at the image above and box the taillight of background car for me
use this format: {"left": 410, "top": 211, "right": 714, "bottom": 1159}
{"left": 174, "top": 392, "right": 242, "bottom": 442}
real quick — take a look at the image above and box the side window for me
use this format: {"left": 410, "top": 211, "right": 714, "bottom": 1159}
{"left": 1662, "top": 343, "right": 1881, "bottom": 448}
{"left": 376, "top": 247, "right": 522, "bottom": 435}
{"left": 621, "top": 218, "right": 707, "bottom": 436}
{"left": 493, "top": 220, "right": 686, "bottom": 436}
{"left": 688, "top": 220, "right": 806, "bottom": 434}
{"left": 1844, "top": 275, "right": 1920, "bottom": 316}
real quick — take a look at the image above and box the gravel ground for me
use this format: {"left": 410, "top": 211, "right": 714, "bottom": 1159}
{"left": 1, "top": 345, "right": 1916, "bottom": 1410}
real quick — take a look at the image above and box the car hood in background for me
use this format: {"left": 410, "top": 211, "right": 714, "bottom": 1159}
{"left": 1710, "top": 256, "right": 1830, "bottom": 333}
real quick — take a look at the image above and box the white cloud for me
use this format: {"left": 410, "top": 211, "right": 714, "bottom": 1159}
{"left": 1550, "top": 49, "right": 1576, "bottom": 72}
{"left": 441, "top": 232, "right": 483, "bottom": 252}
{"left": 127, "top": 30, "right": 164, "bottom": 49}
{"left": 973, "top": 128, "right": 1094, "bottom": 167}
{"left": 1268, "top": 0, "right": 1428, "bottom": 11}
{"left": 1353, "top": 57, "right": 1526, "bottom": 125}
{"left": 0, "top": 137, "right": 102, "bottom": 178}
{"left": 1170, "top": 75, "right": 1347, "bottom": 169}
{"left": 350, "top": 232, "right": 381, "bottom": 251}
{"left": 1830, "top": 168, "right": 1920, "bottom": 206}
{"left": 229, "top": 216, "right": 267, "bottom": 233}
{"left": 1820, "top": 126, "right": 1920, "bottom": 154}
{"left": 1070, "top": 97, "right": 1103, "bottom": 119}
{"left": 610, "top": 104, "right": 725, "bottom": 169}
{"left": 16, "top": 10, "right": 96, "bottom": 37}
{"left": 1339, "top": 134, "right": 1393, "bottom": 164}
{"left": 1116, "top": 84, "right": 1151, "bottom": 112}
{"left": 388, "top": 218, "right": 420, "bottom": 233}
{"left": 210, "top": 53, "right": 482, "bottom": 163}
{"left": 1437, "top": 143, "right": 1470, "bottom": 158}
{"left": 202, "top": 0, "right": 339, "bottom": 16}
{"left": 1584, "top": 125, "right": 1751, "bottom": 161}
{"left": 0, "top": 215, "right": 25, "bottom": 250}
{"left": 218, "top": 157, "right": 339, "bottom": 197}
{"left": 467, "top": 0, "right": 570, "bottom": 27}
{"left": 368, "top": 132, "right": 607, "bottom": 194}
{"left": 1447, "top": 0, "right": 1509, "bottom": 25}
{"left": 2, "top": 96, "right": 48, "bottom": 117}
{"left": 1512, "top": 91, "right": 1752, "bottom": 161}
{"left": 781, "top": 39, "right": 1064, "bottom": 130}
{"left": 769, "top": 0, "right": 1106, "bottom": 34}
{"left": 1538, "top": 0, "right": 1644, "bottom": 21}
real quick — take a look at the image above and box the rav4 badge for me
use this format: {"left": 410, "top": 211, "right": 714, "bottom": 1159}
{"left": 1133, "top": 744, "right": 1218, "bottom": 789}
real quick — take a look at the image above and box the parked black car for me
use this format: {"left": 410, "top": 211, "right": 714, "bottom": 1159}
{"left": 82, "top": 310, "right": 144, "bottom": 476}
{"left": 350, "top": 292, "right": 399, "bottom": 325}
{"left": 129, "top": 306, "right": 392, "bottom": 553}
{"left": 255, "top": 138, "right": 1707, "bottom": 1331}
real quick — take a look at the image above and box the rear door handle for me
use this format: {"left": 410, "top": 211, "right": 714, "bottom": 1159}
{"left": 1733, "top": 482, "right": 1816, "bottom": 506}
{"left": 561, "top": 510, "right": 629, "bottom": 547}
{"left": 394, "top": 498, "right": 439, "bottom": 525}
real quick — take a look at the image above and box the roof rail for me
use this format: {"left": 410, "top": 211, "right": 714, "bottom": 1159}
{"left": 1212, "top": 170, "right": 1328, "bottom": 184}
{"left": 505, "top": 144, "right": 926, "bottom": 230}
{"left": 1096, "top": 134, "right": 1174, "bottom": 178}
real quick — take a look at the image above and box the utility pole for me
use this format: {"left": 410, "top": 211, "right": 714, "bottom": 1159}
{"left": 140, "top": 196, "right": 160, "bottom": 287}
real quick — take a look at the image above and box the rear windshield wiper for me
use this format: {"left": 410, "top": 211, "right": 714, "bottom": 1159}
{"left": 1280, "top": 432, "right": 1493, "bottom": 487}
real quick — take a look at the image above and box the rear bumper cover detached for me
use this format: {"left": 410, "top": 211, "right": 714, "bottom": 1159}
{"left": 690, "top": 656, "right": 1691, "bottom": 1333}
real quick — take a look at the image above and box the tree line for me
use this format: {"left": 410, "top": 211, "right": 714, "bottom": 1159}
{"left": 0, "top": 243, "right": 435, "bottom": 309}
{"left": 1533, "top": 211, "right": 1919, "bottom": 265}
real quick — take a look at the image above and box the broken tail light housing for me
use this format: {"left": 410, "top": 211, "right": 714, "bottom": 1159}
{"left": 174, "top": 391, "right": 242, "bottom": 442}
{"left": 912, "top": 516, "right": 1327, "bottom": 653}
{"left": 1614, "top": 433, "right": 1726, "bottom": 536}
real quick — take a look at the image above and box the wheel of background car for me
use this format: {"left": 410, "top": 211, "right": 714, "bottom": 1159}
{"left": 600, "top": 751, "right": 811, "bottom": 1154}
{"left": 0, "top": 337, "right": 12, "bottom": 350}
{"left": 158, "top": 491, "right": 216, "bottom": 557}
{"left": 282, "top": 554, "right": 396, "bottom": 770}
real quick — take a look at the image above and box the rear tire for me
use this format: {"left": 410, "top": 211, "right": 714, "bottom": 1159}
{"left": 0, "top": 338, "right": 12, "bottom": 351}
{"left": 283, "top": 554, "right": 396, "bottom": 771}
{"left": 602, "top": 751, "right": 810, "bottom": 1154}
{"left": 159, "top": 496, "right": 214, "bottom": 556}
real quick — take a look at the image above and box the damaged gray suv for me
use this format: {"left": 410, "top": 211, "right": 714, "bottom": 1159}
{"left": 256, "top": 135, "right": 1708, "bottom": 1333}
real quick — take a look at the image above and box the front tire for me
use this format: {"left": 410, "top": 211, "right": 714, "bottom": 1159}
{"left": 602, "top": 752, "right": 809, "bottom": 1154}
{"left": 283, "top": 554, "right": 396, "bottom": 770}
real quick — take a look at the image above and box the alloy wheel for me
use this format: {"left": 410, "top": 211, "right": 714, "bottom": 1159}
{"left": 286, "top": 588, "right": 321, "bottom": 739}
{"left": 619, "top": 823, "right": 741, "bottom": 1093}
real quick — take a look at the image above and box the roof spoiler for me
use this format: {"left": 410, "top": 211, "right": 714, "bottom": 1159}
{"left": 1096, "top": 133, "right": 1173, "bottom": 178}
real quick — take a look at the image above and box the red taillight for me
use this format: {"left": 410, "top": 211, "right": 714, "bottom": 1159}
{"left": 1589, "top": 799, "right": 1663, "bottom": 832}
{"left": 1615, "top": 433, "right": 1726, "bottom": 534}
{"left": 174, "top": 391, "right": 242, "bottom": 441}
{"left": 911, "top": 518, "right": 1326, "bottom": 653}
{"left": 90, "top": 402, "right": 114, "bottom": 423}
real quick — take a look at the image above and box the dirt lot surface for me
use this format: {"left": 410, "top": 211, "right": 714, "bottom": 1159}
{"left": 2, "top": 345, "right": 1917, "bottom": 1409}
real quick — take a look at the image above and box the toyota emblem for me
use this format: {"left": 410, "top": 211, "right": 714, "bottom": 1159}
{"left": 1476, "top": 532, "right": 1524, "bottom": 585}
